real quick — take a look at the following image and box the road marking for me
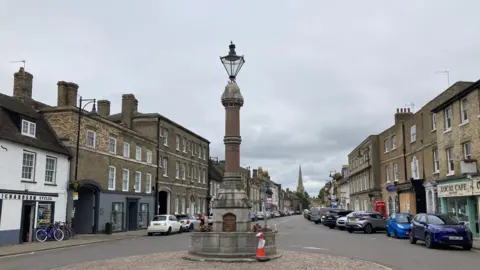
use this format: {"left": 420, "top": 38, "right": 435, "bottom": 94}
{"left": 302, "top": 246, "right": 329, "bottom": 250}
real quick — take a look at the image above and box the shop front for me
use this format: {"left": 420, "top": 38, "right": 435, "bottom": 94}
{"left": 0, "top": 190, "right": 67, "bottom": 245}
{"left": 423, "top": 180, "right": 441, "bottom": 214}
{"left": 393, "top": 179, "right": 426, "bottom": 215}
{"left": 438, "top": 178, "right": 479, "bottom": 236}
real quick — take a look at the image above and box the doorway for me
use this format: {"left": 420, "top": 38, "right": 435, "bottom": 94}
{"left": 158, "top": 191, "right": 168, "bottom": 215}
{"left": 126, "top": 198, "right": 139, "bottom": 231}
{"left": 73, "top": 184, "right": 100, "bottom": 234}
{"left": 20, "top": 201, "right": 35, "bottom": 243}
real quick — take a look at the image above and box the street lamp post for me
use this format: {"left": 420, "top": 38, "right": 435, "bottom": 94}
{"left": 72, "top": 97, "right": 96, "bottom": 190}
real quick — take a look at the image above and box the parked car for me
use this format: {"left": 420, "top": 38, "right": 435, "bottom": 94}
{"left": 250, "top": 213, "right": 258, "bottom": 222}
{"left": 323, "top": 209, "right": 352, "bottom": 229}
{"left": 278, "top": 210, "right": 286, "bottom": 217}
{"left": 386, "top": 213, "right": 413, "bottom": 238}
{"left": 409, "top": 213, "right": 473, "bottom": 250}
{"left": 176, "top": 214, "right": 199, "bottom": 231}
{"left": 346, "top": 211, "right": 387, "bottom": 234}
{"left": 304, "top": 209, "right": 311, "bottom": 219}
{"left": 311, "top": 207, "right": 332, "bottom": 224}
{"left": 336, "top": 213, "right": 353, "bottom": 231}
{"left": 147, "top": 215, "right": 182, "bottom": 236}
{"left": 273, "top": 211, "right": 281, "bottom": 218}
{"left": 256, "top": 212, "right": 265, "bottom": 220}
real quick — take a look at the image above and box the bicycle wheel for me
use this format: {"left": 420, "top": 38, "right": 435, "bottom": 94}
{"left": 63, "top": 229, "right": 71, "bottom": 240}
{"left": 35, "top": 229, "right": 48, "bottom": 242}
{"left": 53, "top": 229, "right": 64, "bottom": 241}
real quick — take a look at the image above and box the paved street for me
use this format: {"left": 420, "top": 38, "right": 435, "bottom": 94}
{"left": 0, "top": 215, "right": 478, "bottom": 270}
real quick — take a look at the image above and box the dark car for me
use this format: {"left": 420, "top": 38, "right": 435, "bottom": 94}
{"left": 323, "top": 209, "right": 352, "bottom": 229}
{"left": 278, "top": 210, "right": 286, "bottom": 217}
{"left": 409, "top": 213, "right": 473, "bottom": 250}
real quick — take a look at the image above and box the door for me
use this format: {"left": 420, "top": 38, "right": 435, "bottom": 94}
{"left": 20, "top": 201, "right": 35, "bottom": 243}
{"left": 127, "top": 200, "right": 138, "bottom": 231}
{"left": 415, "top": 214, "right": 427, "bottom": 239}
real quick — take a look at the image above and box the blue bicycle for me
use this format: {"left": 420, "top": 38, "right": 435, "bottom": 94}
{"left": 35, "top": 222, "right": 64, "bottom": 242}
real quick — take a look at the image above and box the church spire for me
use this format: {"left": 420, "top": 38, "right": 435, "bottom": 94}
{"left": 297, "top": 165, "right": 304, "bottom": 193}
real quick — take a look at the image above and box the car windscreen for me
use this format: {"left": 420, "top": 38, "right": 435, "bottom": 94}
{"left": 177, "top": 216, "right": 189, "bottom": 220}
{"left": 338, "top": 211, "right": 352, "bottom": 216}
{"left": 428, "top": 215, "right": 459, "bottom": 225}
{"left": 152, "top": 216, "right": 167, "bottom": 221}
{"left": 396, "top": 215, "right": 412, "bottom": 224}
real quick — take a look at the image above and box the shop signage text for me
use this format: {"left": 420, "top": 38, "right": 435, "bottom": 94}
{"left": 0, "top": 193, "right": 55, "bottom": 201}
{"left": 473, "top": 180, "right": 480, "bottom": 196}
{"left": 438, "top": 182, "right": 472, "bottom": 198}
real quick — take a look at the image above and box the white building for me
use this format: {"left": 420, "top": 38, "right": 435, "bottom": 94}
{"left": 0, "top": 89, "right": 70, "bottom": 245}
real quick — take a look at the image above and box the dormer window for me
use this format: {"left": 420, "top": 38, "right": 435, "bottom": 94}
{"left": 21, "top": 120, "right": 36, "bottom": 137}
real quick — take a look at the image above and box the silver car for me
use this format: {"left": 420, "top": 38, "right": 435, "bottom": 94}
{"left": 346, "top": 211, "right": 387, "bottom": 234}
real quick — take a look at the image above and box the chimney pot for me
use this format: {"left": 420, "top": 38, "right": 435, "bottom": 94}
{"left": 13, "top": 68, "right": 33, "bottom": 99}
{"left": 97, "top": 100, "right": 111, "bottom": 117}
{"left": 407, "top": 108, "right": 411, "bottom": 113}
{"left": 396, "top": 108, "right": 399, "bottom": 113}
{"left": 57, "top": 81, "right": 79, "bottom": 107}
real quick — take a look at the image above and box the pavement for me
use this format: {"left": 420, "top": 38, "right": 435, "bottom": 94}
{"left": 0, "top": 230, "right": 147, "bottom": 257}
{"left": 0, "top": 216, "right": 478, "bottom": 270}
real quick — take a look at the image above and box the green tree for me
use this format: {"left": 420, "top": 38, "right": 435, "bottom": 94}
{"left": 296, "top": 191, "right": 311, "bottom": 210}
{"left": 318, "top": 187, "right": 325, "bottom": 201}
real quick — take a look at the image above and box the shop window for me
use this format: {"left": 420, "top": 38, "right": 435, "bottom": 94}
{"left": 0, "top": 199, "right": 2, "bottom": 226}
{"left": 37, "top": 203, "right": 53, "bottom": 226}
{"left": 138, "top": 203, "right": 149, "bottom": 229}
{"left": 445, "top": 197, "right": 469, "bottom": 223}
{"left": 111, "top": 202, "right": 124, "bottom": 232}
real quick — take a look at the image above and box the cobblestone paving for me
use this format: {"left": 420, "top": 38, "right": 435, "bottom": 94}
{"left": 51, "top": 251, "right": 391, "bottom": 270}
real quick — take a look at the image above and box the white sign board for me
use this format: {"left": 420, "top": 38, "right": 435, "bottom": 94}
{"left": 438, "top": 181, "right": 473, "bottom": 198}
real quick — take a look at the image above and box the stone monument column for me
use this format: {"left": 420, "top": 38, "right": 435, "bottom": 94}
{"left": 211, "top": 42, "right": 251, "bottom": 232}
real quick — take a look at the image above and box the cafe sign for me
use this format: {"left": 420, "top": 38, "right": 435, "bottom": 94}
{"left": 438, "top": 181, "right": 473, "bottom": 198}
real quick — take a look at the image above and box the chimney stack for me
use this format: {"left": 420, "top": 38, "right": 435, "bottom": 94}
{"left": 57, "top": 81, "right": 79, "bottom": 107}
{"left": 97, "top": 100, "right": 111, "bottom": 117}
{"left": 394, "top": 107, "right": 413, "bottom": 124}
{"left": 121, "top": 94, "right": 138, "bottom": 129}
{"left": 13, "top": 67, "right": 33, "bottom": 100}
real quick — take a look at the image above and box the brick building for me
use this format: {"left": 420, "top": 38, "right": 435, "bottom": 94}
{"left": 378, "top": 82, "right": 473, "bottom": 217}
{"left": 431, "top": 80, "right": 480, "bottom": 236}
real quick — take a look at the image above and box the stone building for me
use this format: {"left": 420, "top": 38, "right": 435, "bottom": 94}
{"left": 43, "top": 90, "right": 158, "bottom": 234}
{"left": 336, "top": 165, "right": 350, "bottom": 210}
{"left": 208, "top": 158, "right": 223, "bottom": 215}
{"left": 431, "top": 80, "right": 480, "bottom": 236}
{"left": 378, "top": 82, "right": 473, "bottom": 217}
{"left": 348, "top": 135, "right": 382, "bottom": 211}
{"left": 102, "top": 97, "right": 210, "bottom": 217}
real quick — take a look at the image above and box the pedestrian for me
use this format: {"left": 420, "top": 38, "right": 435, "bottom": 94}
{"left": 200, "top": 215, "right": 205, "bottom": 226}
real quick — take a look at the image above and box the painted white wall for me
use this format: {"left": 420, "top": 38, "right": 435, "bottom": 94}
{"left": 0, "top": 139, "right": 70, "bottom": 230}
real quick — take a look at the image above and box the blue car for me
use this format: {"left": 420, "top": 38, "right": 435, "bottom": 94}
{"left": 386, "top": 213, "right": 412, "bottom": 238}
{"left": 409, "top": 213, "right": 473, "bottom": 250}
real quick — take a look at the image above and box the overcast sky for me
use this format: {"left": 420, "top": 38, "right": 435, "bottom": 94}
{"left": 1, "top": 1, "right": 480, "bottom": 196}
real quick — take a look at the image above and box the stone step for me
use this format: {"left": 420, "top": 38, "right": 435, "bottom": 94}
{"left": 194, "top": 251, "right": 255, "bottom": 258}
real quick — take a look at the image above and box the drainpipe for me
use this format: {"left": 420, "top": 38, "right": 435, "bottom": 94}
{"left": 155, "top": 116, "right": 160, "bottom": 215}
{"left": 399, "top": 121, "right": 408, "bottom": 213}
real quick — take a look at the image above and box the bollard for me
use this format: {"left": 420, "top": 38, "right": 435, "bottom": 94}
{"left": 256, "top": 232, "right": 269, "bottom": 262}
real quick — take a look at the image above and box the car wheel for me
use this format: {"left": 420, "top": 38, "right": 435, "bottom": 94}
{"left": 328, "top": 225, "right": 335, "bottom": 229}
{"left": 463, "top": 244, "right": 473, "bottom": 251}
{"left": 314, "top": 220, "right": 319, "bottom": 224}
{"left": 409, "top": 231, "right": 417, "bottom": 244}
{"left": 364, "top": 224, "right": 373, "bottom": 234}
{"left": 386, "top": 228, "right": 390, "bottom": 237}
{"left": 425, "top": 233, "right": 435, "bottom": 249}
{"left": 166, "top": 227, "right": 172, "bottom": 235}
{"left": 179, "top": 227, "right": 183, "bottom": 233}
{"left": 347, "top": 229, "right": 353, "bottom": 233}
{"left": 189, "top": 224, "right": 194, "bottom": 231}
{"left": 147, "top": 233, "right": 153, "bottom": 236}
{"left": 392, "top": 230, "right": 398, "bottom": 239}
{"left": 339, "top": 227, "right": 345, "bottom": 231}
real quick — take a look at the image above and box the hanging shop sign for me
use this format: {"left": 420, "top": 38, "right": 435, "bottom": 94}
{"left": 473, "top": 179, "right": 480, "bottom": 196}
{"left": 438, "top": 180, "right": 473, "bottom": 198}
{"left": 0, "top": 193, "right": 55, "bottom": 201}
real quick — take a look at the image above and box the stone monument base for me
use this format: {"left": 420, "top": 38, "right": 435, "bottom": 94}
{"left": 185, "top": 231, "right": 280, "bottom": 262}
